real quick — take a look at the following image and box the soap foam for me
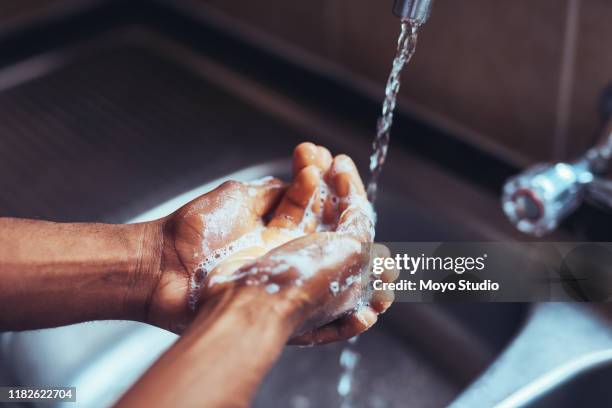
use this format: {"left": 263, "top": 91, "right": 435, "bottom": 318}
{"left": 336, "top": 188, "right": 376, "bottom": 241}
{"left": 191, "top": 175, "right": 374, "bottom": 308}
{"left": 248, "top": 176, "right": 275, "bottom": 186}
{"left": 329, "top": 281, "right": 340, "bottom": 296}
{"left": 200, "top": 193, "right": 247, "bottom": 253}
{"left": 267, "top": 238, "right": 361, "bottom": 281}
{"left": 265, "top": 283, "right": 280, "bottom": 294}
{"left": 189, "top": 224, "right": 266, "bottom": 310}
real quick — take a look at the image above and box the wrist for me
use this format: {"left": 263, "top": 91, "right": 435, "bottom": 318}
{"left": 118, "top": 284, "right": 298, "bottom": 408}
{"left": 124, "top": 219, "right": 164, "bottom": 322}
{"left": 193, "top": 284, "right": 301, "bottom": 338}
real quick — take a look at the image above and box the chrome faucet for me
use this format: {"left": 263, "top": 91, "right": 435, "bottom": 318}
{"left": 393, "top": 0, "right": 435, "bottom": 24}
{"left": 502, "top": 86, "right": 612, "bottom": 236}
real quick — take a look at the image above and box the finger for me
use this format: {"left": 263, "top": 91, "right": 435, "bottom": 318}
{"left": 381, "top": 263, "right": 399, "bottom": 283}
{"left": 330, "top": 154, "right": 367, "bottom": 200}
{"left": 293, "top": 142, "right": 333, "bottom": 175}
{"left": 289, "top": 307, "right": 378, "bottom": 346}
{"left": 369, "top": 289, "right": 395, "bottom": 314}
{"left": 198, "top": 178, "right": 285, "bottom": 219}
{"left": 325, "top": 155, "right": 368, "bottom": 224}
{"left": 177, "top": 178, "right": 284, "bottom": 255}
{"left": 372, "top": 244, "right": 399, "bottom": 283}
{"left": 336, "top": 206, "right": 374, "bottom": 242}
{"left": 269, "top": 165, "right": 321, "bottom": 230}
{"left": 247, "top": 177, "right": 287, "bottom": 217}
{"left": 341, "top": 306, "right": 378, "bottom": 337}
{"left": 368, "top": 244, "right": 395, "bottom": 313}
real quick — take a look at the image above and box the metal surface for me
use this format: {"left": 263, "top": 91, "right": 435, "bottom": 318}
{"left": 392, "top": 0, "right": 434, "bottom": 24}
{"left": 0, "top": 0, "right": 105, "bottom": 39}
{"left": 502, "top": 88, "right": 612, "bottom": 237}
{"left": 523, "top": 357, "right": 612, "bottom": 407}
{"left": 0, "top": 5, "right": 608, "bottom": 408}
{"left": 0, "top": 161, "right": 465, "bottom": 408}
{"left": 0, "top": 39, "right": 301, "bottom": 222}
{"left": 501, "top": 161, "right": 591, "bottom": 236}
{"left": 451, "top": 304, "right": 612, "bottom": 407}
{"left": 0, "top": 29, "right": 527, "bottom": 408}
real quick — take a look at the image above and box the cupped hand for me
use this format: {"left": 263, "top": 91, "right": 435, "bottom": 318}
{"left": 146, "top": 143, "right": 397, "bottom": 342}
{"left": 146, "top": 176, "right": 286, "bottom": 332}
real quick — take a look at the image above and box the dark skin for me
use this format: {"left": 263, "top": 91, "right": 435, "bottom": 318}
{"left": 0, "top": 143, "right": 397, "bottom": 407}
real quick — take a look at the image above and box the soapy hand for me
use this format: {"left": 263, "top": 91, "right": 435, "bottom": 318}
{"left": 146, "top": 143, "right": 397, "bottom": 343}
{"left": 146, "top": 176, "right": 286, "bottom": 332}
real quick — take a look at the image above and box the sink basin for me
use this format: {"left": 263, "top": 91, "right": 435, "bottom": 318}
{"left": 524, "top": 355, "right": 612, "bottom": 407}
{"left": 0, "top": 13, "right": 603, "bottom": 408}
{"left": 0, "top": 161, "right": 527, "bottom": 408}
{"left": 452, "top": 303, "right": 612, "bottom": 407}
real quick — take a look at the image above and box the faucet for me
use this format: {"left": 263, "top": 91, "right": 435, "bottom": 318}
{"left": 393, "top": 0, "right": 435, "bottom": 24}
{"left": 502, "top": 85, "right": 612, "bottom": 236}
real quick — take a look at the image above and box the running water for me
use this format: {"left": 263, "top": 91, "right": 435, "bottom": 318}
{"left": 366, "top": 20, "right": 421, "bottom": 205}
{"left": 336, "top": 20, "right": 421, "bottom": 408}
{"left": 337, "top": 337, "right": 360, "bottom": 408}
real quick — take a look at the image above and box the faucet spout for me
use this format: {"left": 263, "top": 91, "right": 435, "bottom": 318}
{"left": 393, "top": 0, "right": 435, "bottom": 25}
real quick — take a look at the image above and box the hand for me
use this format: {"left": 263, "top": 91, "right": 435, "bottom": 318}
{"left": 145, "top": 143, "right": 397, "bottom": 342}
{"left": 205, "top": 143, "right": 397, "bottom": 344}
{"left": 145, "top": 176, "right": 286, "bottom": 333}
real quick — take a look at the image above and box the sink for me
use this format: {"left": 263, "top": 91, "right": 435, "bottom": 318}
{"left": 0, "top": 6, "right": 603, "bottom": 407}
{"left": 452, "top": 303, "right": 612, "bottom": 407}
{"left": 1, "top": 161, "right": 527, "bottom": 408}
{"left": 524, "top": 356, "right": 612, "bottom": 407}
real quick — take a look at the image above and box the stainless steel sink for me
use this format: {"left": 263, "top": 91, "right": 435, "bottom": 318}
{"left": 3, "top": 160, "right": 609, "bottom": 408}
{"left": 452, "top": 303, "right": 612, "bottom": 408}
{"left": 522, "top": 354, "right": 612, "bottom": 407}
{"left": 0, "top": 13, "right": 609, "bottom": 407}
{"left": 0, "top": 161, "right": 526, "bottom": 408}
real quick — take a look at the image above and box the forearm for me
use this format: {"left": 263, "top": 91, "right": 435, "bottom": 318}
{"left": 0, "top": 217, "right": 162, "bottom": 330}
{"left": 116, "top": 287, "right": 298, "bottom": 408}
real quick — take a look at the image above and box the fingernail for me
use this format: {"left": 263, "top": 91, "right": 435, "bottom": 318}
{"left": 356, "top": 307, "right": 377, "bottom": 327}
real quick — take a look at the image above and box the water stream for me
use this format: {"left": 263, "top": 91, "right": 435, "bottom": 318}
{"left": 366, "top": 20, "right": 421, "bottom": 205}
{"left": 336, "top": 19, "right": 421, "bottom": 408}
